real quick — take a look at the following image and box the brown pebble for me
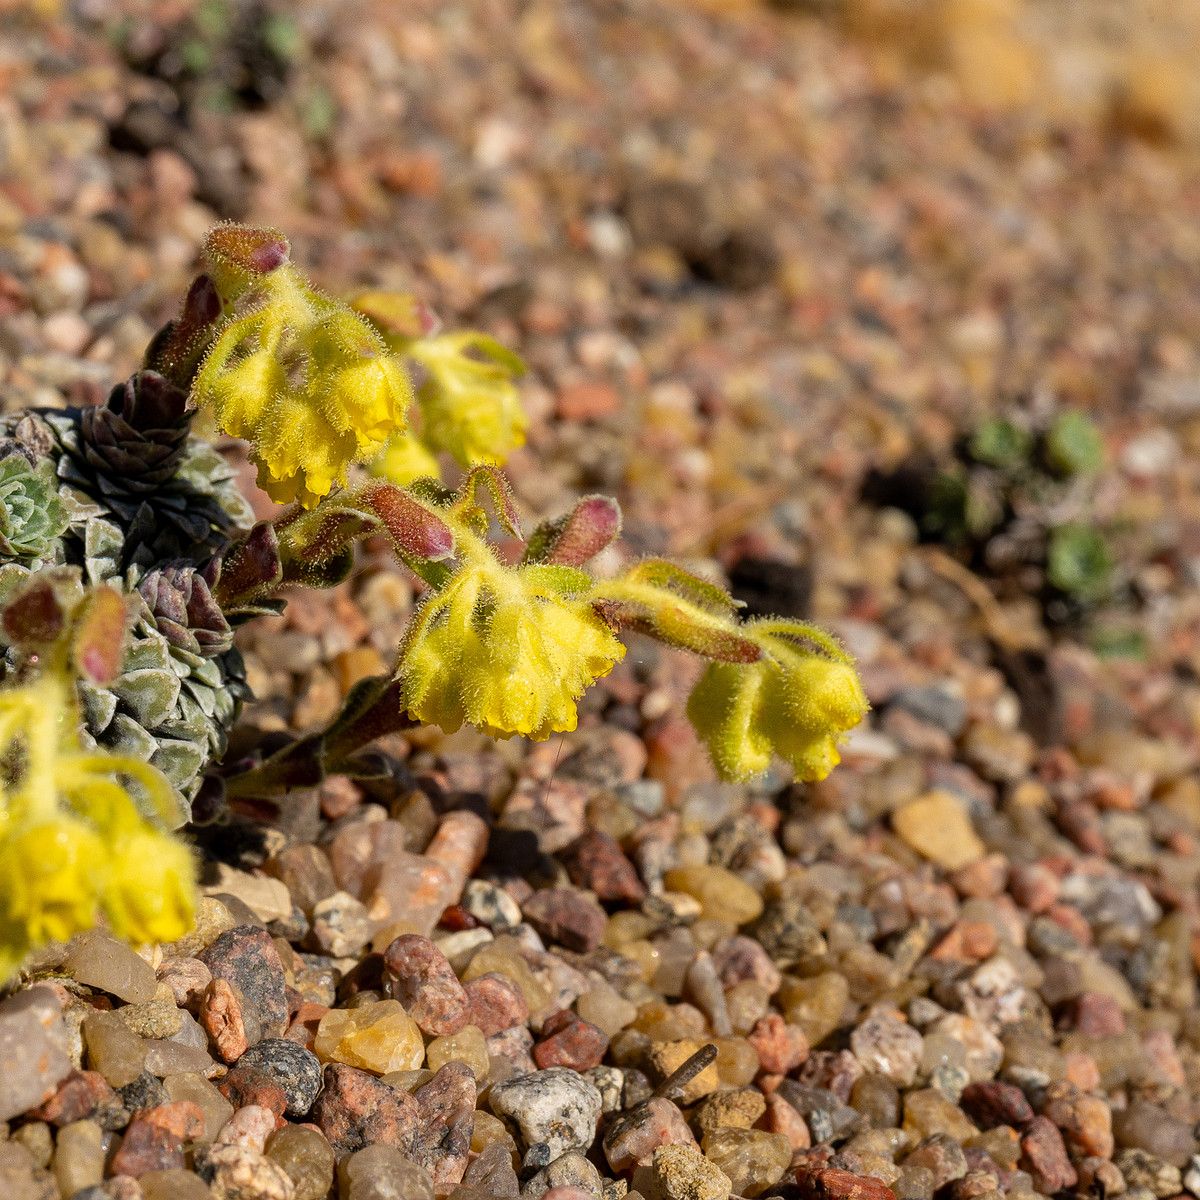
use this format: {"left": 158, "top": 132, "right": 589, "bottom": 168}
{"left": 603, "top": 1096, "right": 696, "bottom": 1171}
{"left": 109, "top": 1112, "right": 188, "bottom": 1177}
{"left": 747, "top": 1014, "right": 808, "bottom": 1075}
{"left": 1019, "top": 1115, "right": 1078, "bottom": 1193}
{"left": 534, "top": 1010, "right": 609, "bottom": 1072}
{"left": 959, "top": 1081, "right": 1034, "bottom": 1129}
{"left": 522, "top": 888, "right": 607, "bottom": 952}
{"left": 796, "top": 1166, "right": 897, "bottom": 1200}
{"left": 200, "top": 978, "right": 251, "bottom": 1064}
{"left": 762, "top": 1092, "right": 811, "bottom": 1151}
{"left": 463, "top": 972, "right": 529, "bottom": 1036}
{"left": 156, "top": 958, "right": 213, "bottom": 1010}
{"left": 311, "top": 1062, "right": 418, "bottom": 1156}
{"left": 217, "top": 1066, "right": 287, "bottom": 1121}
{"left": 412, "top": 1060, "right": 476, "bottom": 1187}
{"left": 711, "top": 935, "right": 782, "bottom": 994}
{"left": 559, "top": 830, "right": 647, "bottom": 903}
{"left": 1041, "top": 1081, "right": 1113, "bottom": 1159}
{"left": 382, "top": 934, "right": 470, "bottom": 1036}
{"left": 29, "top": 1070, "right": 121, "bottom": 1127}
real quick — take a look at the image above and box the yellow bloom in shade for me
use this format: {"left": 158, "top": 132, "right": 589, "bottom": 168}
{"left": 397, "top": 556, "right": 624, "bottom": 740}
{"left": 0, "top": 674, "right": 196, "bottom": 979}
{"left": 104, "top": 831, "right": 196, "bottom": 945}
{"left": 193, "top": 256, "right": 412, "bottom": 508}
{"left": 0, "top": 819, "right": 105, "bottom": 950}
{"left": 687, "top": 619, "right": 868, "bottom": 783}
{"left": 370, "top": 430, "right": 443, "bottom": 487}
{"left": 408, "top": 333, "right": 527, "bottom": 467}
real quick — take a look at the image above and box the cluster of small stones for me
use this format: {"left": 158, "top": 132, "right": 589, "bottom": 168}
{"left": 3, "top": 733, "right": 1200, "bottom": 1200}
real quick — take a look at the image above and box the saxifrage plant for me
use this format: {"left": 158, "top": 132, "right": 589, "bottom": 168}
{"left": 0, "top": 223, "right": 868, "bottom": 979}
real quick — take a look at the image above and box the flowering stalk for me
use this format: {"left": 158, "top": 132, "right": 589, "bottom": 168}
{"left": 0, "top": 579, "right": 196, "bottom": 979}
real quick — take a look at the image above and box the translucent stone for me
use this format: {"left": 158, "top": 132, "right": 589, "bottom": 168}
{"left": 164, "top": 1071, "right": 234, "bottom": 1143}
{"left": 604, "top": 911, "right": 658, "bottom": 949}
{"left": 663, "top": 867, "right": 764, "bottom": 926}
{"left": 691, "top": 920, "right": 738, "bottom": 950}
{"left": 844, "top": 1128, "right": 910, "bottom": 1160}
{"left": 701, "top": 1128, "right": 791, "bottom": 1197}
{"left": 53, "top": 1119, "right": 105, "bottom": 1196}
{"left": 725, "top": 981, "right": 771, "bottom": 1036}
{"left": 12, "top": 1121, "right": 52, "bottom": 1168}
{"left": 1001, "top": 1032, "right": 1066, "bottom": 1082}
{"left": 471, "top": 1111, "right": 516, "bottom": 1154}
{"left": 315, "top": 1000, "right": 425, "bottom": 1074}
{"left": 267, "top": 1124, "right": 336, "bottom": 1200}
{"left": 966, "top": 1127, "right": 1021, "bottom": 1169}
{"left": 82, "top": 1010, "right": 147, "bottom": 1087}
{"left": 921, "top": 1034, "right": 967, "bottom": 1076}
{"left": 633, "top": 1001, "right": 695, "bottom": 1042}
{"left": 362, "top": 851, "right": 457, "bottom": 937}
{"left": 781, "top": 972, "right": 849, "bottom": 1046}
{"left": 653, "top": 928, "right": 699, "bottom": 997}
{"left": 140, "top": 1169, "right": 213, "bottom": 1200}
{"left": 713, "top": 1038, "right": 760, "bottom": 1087}
{"left": 339, "top": 1143, "right": 435, "bottom": 1200}
{"left": 577, "top": 986, "right": 637, "bottom": 1037}
{"left": 381, "top": 1069, "right": 434, "bottom": 1093}
{"left": 623, "top": 940, "right": 662, "bottom": 983}
{"left": 851, "top": 1074, "right": 901, "bottom": 1128}
{"left": 66, "top": 930, "right": 158, "bottom": 1003}
{"left": 461, "top": 936, "right": 551, "bottom": 1014}
{"left": 902, "top": 1089, "right": 977, "bottom": 1142}
{"left": 896, "top": 1164, "right": 936, "bottom": 1199}
{"left": 427, "top": 1025, "right": 490, "bottom": 1079}
{"left": 144, "top": 1037, "right": 214, "bottom": 1077}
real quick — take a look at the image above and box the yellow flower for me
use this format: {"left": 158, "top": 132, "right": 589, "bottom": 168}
{"left": 687, "top": 620, "right": 868, "bottom": 783}
{"left": 370, "top": 430, "right": 443, "bottom": 486}
{"left": 397, "top": 556, "right": 624, "bottom": 740}
{"left": 408, "top": 333, "right": 527, "bottom": 467}
{"left": 0, "top": 818, "right": 105, "bottom": 949}
{"left": 193, "top": 253, "right": 412, "bottom": 507}
{"left": 0, "top": 674, "right": 197, "bottom": 978}
{"left": 104, "top": 830, "right": 196, "bottom": 945}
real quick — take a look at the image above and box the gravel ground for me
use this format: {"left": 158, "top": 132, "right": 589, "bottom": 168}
{"left": 6, "top": 3, "right": 1200, "bottom": 1200}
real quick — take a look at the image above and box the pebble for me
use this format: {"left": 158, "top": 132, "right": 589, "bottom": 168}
{"left": 265, "top": 1126, "right": 335, "bottom": 1200}
{"left": 194, "top": 1143, "right": 297, "bottom": 1200}
{"left": 649, "top": 1144, "right": 731, "bottom": 1200}
{"left": 892, "top": 792, "right": 986, "bottom": 870}
{"left": 488, "top": 1068, "right": 602, "bottom": 1159}
{"left": 0, "top": 988, "right": 73, "bottom": 1120}
{"left": 383, "top": 934, "right": 471, "bottom": 1035}
{"left": 1019, "top": 1116, "right": 1078, "bottom": 1193}
{"left": 411, "top": 1061, "right": 477, "bottom": 1186}
{"left": 603, "top": 1097, "right": 696, "bottom": 1171}
{"left": 560, "top": 831, "right": 647, "bottom": 904}
{"left": 234, "top": 1040, "right": 323, "bottom": 1118}
{"left": 337, "top": 1144, "right": 434, "bottom": 1200}
{"left": 51, "top": 1118, "right": 105, "bottom": 1196}
{"left": 850, "top": 1012, "right": 923, "bottom": 1086}
{"left": 200, "top": 979, "right": 254, "bottom": 1064}
{"left": 83, "top": 1010, "right": 148, "bottom": 1088}
{"left": 216, "top": 1104, "right": 278, "bottom": 1152}
{"left": 66, "top": 932, "right": 159, "bottom": 1004}
{"left": 465, "top": 972, "right": 531, "bottom": 1036}
{"left": 535, "top": 1011, "right": 609, "bottom": 1072}
{"left": 313, "top": 1000, "right": 425, "bottom": 1074}
{"left": 700, "top": 1128, "right": 791, "bottom": 1197}
{"left": 522, "top": 890, "right": 608, "bottom": 953}
{"left": 307, "top": 892, "right": 371, "bottom": 958}
{"left": 198, "top": 926, "right": 290, "bottom": 1038}
{"left": 311, "top": 1062, "right": 418, "bottom": 1155}
{"left": 523, "top": 1149, "right": 603, "bottom": 1199}
{"left": 463, "top": 880, "right": 524, "bottom": 931}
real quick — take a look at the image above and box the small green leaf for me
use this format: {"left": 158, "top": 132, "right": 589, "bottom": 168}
{"left": 1044, "top": 410, "right": 1105, "bottom": 477}
{"left": 969, "top": 419, "right": 1031, "bottom": 469}
{"left": 1047, "top": 524, "right": 1113, "bottom": 598}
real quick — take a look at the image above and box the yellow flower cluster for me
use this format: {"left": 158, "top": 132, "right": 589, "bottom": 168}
{"left": 397, "top": 540, "right": 624, "bottom": 741}
{"left": 687, "top": 619, "right": 869, "bottom": 783}
{"left": 0, "top": 675, "right": 195, "bottom": 981}
{"left": 408, "top": 332, "right": 527, "bottom": 467}
{"left": 193, "top": 241, "right": 411, "bottom": 508}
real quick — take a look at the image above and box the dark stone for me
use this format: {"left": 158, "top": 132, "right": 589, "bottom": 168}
{"left": 234, "top": 1038, "right": 323, "bottom": 1118}
{"left": 311, "top": 1062, "right": 419, "bottom": 1156}
{"left": 198, "top": 924, "right": 289, "bottom": 1036}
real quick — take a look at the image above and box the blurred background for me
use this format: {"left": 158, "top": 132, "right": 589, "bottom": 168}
{"left": 4, "top": 0, "right": 1200, "bottom": 736}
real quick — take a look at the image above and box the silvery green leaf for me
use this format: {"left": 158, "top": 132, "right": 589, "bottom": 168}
{"left": 112, "top": 667, "right": 180, "bottom": 728}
